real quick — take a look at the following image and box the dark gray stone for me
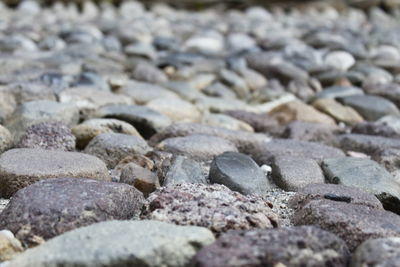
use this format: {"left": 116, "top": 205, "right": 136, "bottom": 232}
{"left": 209, "top": 152, "right": 271, "bottom": 195}
{"left": 322, "top": 157, "right": 400, "bottom": 214}
{"left": 192, "top": 226, "right": 350, "bottom": 267}
{"left": 314, "top": 85, "right": 364, "bottom": 100}
{"left": 338, "top": 133, "right": 400, "bottom": 155}
{"left": 0, "top": 178, "right": 145, "bottom": 247}
{"left": 352, "top": 121, "right": 400, "bottom": 138}
{"left": 272, "top": 156, "right": 325, "bottom": 192}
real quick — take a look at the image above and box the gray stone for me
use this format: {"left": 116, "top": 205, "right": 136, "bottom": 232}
{"left": 272, "top": 156, "right": 325, "bottom": 192}
{"left": 156, "top": 134, "right": 238, "bottom": 161}
{"left": 209, "top": 152, "right": 270, "bottom": 195}
{"left": 351, "top": 237, "right": 400, "bottom": 267}
{"left": 162, "top": 155, "right": 207, "bottom": 186}
{"left": 363, "top": 83, "right": 400, "bottom": 107}
{"left": 193, "top": 226, "right": 350, "bottom": 267}
{"left": 322, "top": 157, "right": 400, "bottom": 214}
{"left": 0, "top": 178, "right": 144, "bottom": 246}
{"left": 84, "top": 133, "right": 151, "bottom": 168}
{"left": 339, "top": 95, "right": 399, "bottom": 121}
{"left": 142, "top": 183, "right": 279, "bottom": 235}
{"left": 352, "top": 121, "right": 400, "bottom": 138}
{"left": 118, "top": 81, "right": 179, "bottom": 105}
{"left": 8, "top": 220, "right": 214, "bottom": 267}
{"left": 289, "top": 183, "right": 383, "bottom": 210}
{"left": 131, "top": 61, "right": 168, "bottom": 85}
{"left": 338, "top": 134, "right": 400, "bottom": 155}
{"left": 251, "top": 139, "right": 345, "bottom": 165}
{"left": 0, "top": 125, "right": 12, "bottom": 154}
{"left": 17, "top": 122, "right": 76, "bottom": 151}
{"left": 95, "top": 104, "right": 172, "bottom": 139}
{"left": 5, "top": 83, "right": 56, "bottom": 105}
{"left": 0, "top": 148, "right": 110, "bottom": 198}
{"left": 292, "top": 199, "right": 400, "bottom": 251}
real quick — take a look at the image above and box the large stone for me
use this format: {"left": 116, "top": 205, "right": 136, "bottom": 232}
{"left": 251, "top": 139, "right": 345, "bottom": 165}
{"left": 293, "top": 198, "right": 400, "bottom": 251}
{"left": 95, "top": 104, "right": 172, "bottom": 139}
{"left": 269, "top": 100, "right": 336, "bottom": 125}
{"left": 72, "top": 118, "right": 142, "bottom": 149}
{"left": 351, "top": 237, "right": 400, "bottom": 267}
{"left": 0, "top": 178, "right": 144, "bottom": 247}
{"left": 142, "top": 183, "right": 279, "bottom": 235}
{"left": 339, "top": 95, "right": 400, "bottom": 121}
{"left": 288, "top": 183, "right": 383, "bottom": 210}
{"left": 209, "top": 152, "right": 271, "bottom": 195}
{"left": 84, "top": 133, "right": 151, "bottom": 168}
{"left": 0, "top": 148, "right": 110, "bottom": 198}
{"left": 149, "top": 123, "right": 270, "bottom": 154}
{"left": 8, "top": 220, "right": 214, "bottom": 267}
{"left": 313, "top": 98, "right": 364, "bottom": 125}
{"left": 17, "top": 122, "right": 76, "bottom": 151}
{"left": 322, "top": 157, "right": 400, "bottom": 214}
{"left": 193, "top": 226, "right": 350, "bottom": 267}
{"left": 272, "top": 156, "right": 325, "bottom": 192}
{"left": 156, "top": 134, "right": 238, "bottom": 161}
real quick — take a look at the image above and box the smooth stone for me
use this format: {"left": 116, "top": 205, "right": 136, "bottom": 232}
{"left": 324, "top": 51, "right": 356, "bottom": 71}
{"left": 352, "top": 121, "right": 400, "bottom": 138}
{"left": 84, "top": 133, "right": 151, "bottom": 169}
{"left": 0, "top": 178, "right": 144, "bottom": 247}
{"left": 0, "top": 148, "right": 110, "bottom": 198}
{"left": 209, "top": 152, "right": 271, "bottom": 196}
{"left": 314, "top": 86, "right": 364, "bottom": 99}
{"left": 142, "top": 183, "right": 279, "bottom": 235}
{"left": 0, "top": 126, "right": 12, "bottom": 154}
{"left": 288, "top": 183, "right": 383, "bottom": 210}
{"left": 131, "top": 61, "right": 168, "bottom": 85}
{"left": 195, "top": 96, "right": 248, "bottom": 113}
{"left": 251, "top": 139, "right": 345, "bottom": 165}
{"left": 239, "top": 68, "right": 268, "bottom": 91}
{"left": 193, "top": 226, "right": 350, "bottom": 267}
{"left": 156, "top": 134, "right": 238, "bottom": 161}
{"left": 0, "top": 230, "right": 23, "bottom": 262}
{"left": 292, "top": 199, "right": 400, "bottom": 251}
{"left": 17, "top": 122, "right": 75, "bottom": 151}
{"left": 363, "top": 83, "right": 400, "bottom": 107}
{"left": 95, "top": 104, "right": 172, "bottom": 139}
{"left": 313, "top": 98, "right": 364, "bottom": 125}
{"left": 202, "top": 82, "right": 237, "bottom": 99}
{"left": 338, "top": 133, "right": 400, "bottom": 155}
{"left": 164, "top": 81, "right": 203, "bottom": 102}
{"left": 322, "top": 157, "right": 400, "bottom": 214}
{"left": 272, "top": 156, "right": 325, "bottom": 192}
{"left": 8, "top": 220, "right": 214, "bottom": 267}
{"left": 352, "top": 237, "right": 400, "bottom": 267}
{"left": 339, "top": 95, "right": 400, "bottom": 121}
{"left": 4, "top": 83, "right": 56, "bottom": 105}
{"left": 72, "top": 118, "right": 142, "bottom": 149}
{"left": 150, "top": 123, "right": 269, "bottom": 155}
{"left": 201, "top": 113, "right": 254, "bottom": 132}
{"left": 145, "top": 98, "right": 201, "bottom": 123}
{"left": 219, "top": 69, "right": 249, "bottom": 98}
{"left": 269, "top": 100, "right": 336, "bottom": 125}
{"left": 184, "top": 33, "right": 224, "bottom": 55}
{"left": 5, "top": 100, "right": 79, "bottom": 141}
{"left": 162, "top": 155, "right": 207, "bottom": 186}
{"left": 120, "top": 163, "right": 160, "bottom": 197}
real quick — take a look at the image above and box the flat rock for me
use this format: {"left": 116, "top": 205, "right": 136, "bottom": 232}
{"left": 314, "top": 85, "right": 364, "bottom": 99}
{"left": 0, "top": 178, "right": 144, "bottom": 247}
{"left": 251, "top": 139, "right": 345, "bottom": 165}
{"left": 8, "top": 220, "right": 214, "bottom": 267}
{"left": 72, "top": 118, "right": 142, "bottom": 149}
{"left": 95, "top": 104, "right": 172, "bottom": 139}
{"left": 84, "top": 133, "right": 151, "bottom": 168}
{"left": 272, "top": 156, "right": 325, "bottom": 192}
{"left": 156, "top": 134, "right": 238, "bottom": 161}
{"left": 322, "top": 157, "right": 400, "bottom": 214}
{"left": 352, "top": 237, "right": 400, "bottom": 267}
{"left": 288, "top": 183, "right": 383, "bottom": 210}
{"left": 146, "top": 97, "right": 201, "bottom": 123}
{"left": 201, "top": 113, "right": 254, "bottom": 132}
{"left": 209, "top": 152, "right": 270, "bottom": 195}
{"left": 149, "top": 123, "right": 270, "bottom": 154}
{"left": 292, "top": 199, "right": 400, "bottom": 251}
{"left": 0, "top": 148, "right": 110, "bottom": 198}
{"left": 17, "top": 122, "right": 75, "bottom": 151}
{"left": 162, "top": 155, "right": 207, "bottom": 186}
{"left": 313, "top": 98, "right": 364, "bottom": 125}
{"left": 352, "top": 121, "right": 400, "bottom": 138}
{"left": 192, "top": 226, "right": 350, "bottom": 267}
{"left": 339, "top": 95, "right": 400, "bottom": 121}
{"left": 142, "top": 183, "right": 279, "bottom": 235}
{"left": 338, "top": 133, "right": 400, "bottom": 156}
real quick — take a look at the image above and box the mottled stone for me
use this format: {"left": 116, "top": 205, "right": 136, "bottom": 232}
{"left": 0, "top": 230, "right": 23, "bottom": 262}
{"left": 162, "top": 155, "right": 207, "bottom": 186}
{"left": 0, "top": 178, "right": 144, "bottom": 247}
{"left": 142, "top": 183, "right": 279, "bottom": 235}
{"left": 120, "top": 163, "right": 160, "bottom": 197}
{"left": 352, "top": 237, "right": 400, "bottom": 267}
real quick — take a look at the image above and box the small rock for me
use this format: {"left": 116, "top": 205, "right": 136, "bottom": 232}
{"left": 84, "top": 133, "right": 151, "bottom": 168}
{"left": 142, "top": 183, "right": 279, "bottom": 235}
{"left": 0, "top": 126, "right": 12, "bottom": 154}
{"left": 17, "top": 122, "right": 75, "bottom": 151}
{"left": 209, "top": 151, "right": 271, "bottom": 195}
{"left": 352, "top": 121, "right": 400, "bottom": 138}
{"left": 352, "top": 237, "right": 400, "bottom": 267}
{"left": 0, "top": 230, "right": 23, "bottom": 262}
{"left": 314, "top": 85, "right": 364, "bottom": 100}
{"left": 338, "top": 133, "right": 400, "bottom": 155}
{"left": 162, "top": 155, "right": 207, "bottom": 186}
{"left": 0, "top": 148, "right": 110, "bottom": 198}
{"left": 202, "top": 113, "right": 254, "bottom": 132}
{"left": 146, "top": 98, "right": 201, "bottom": 123}
{"left": 192, "top": 226, "right": 350, "bottom": 267}
{"left": 0, "top": 178, "right": 144, "bottom": 247}
{"left": 8, "top": 220, "right": 214, "bottom": 267}
{"left": 120, "top": 163, "right": 160, "bottom": 197}
{"left": 313, "top": 98, "right": 364, "bottom": 125}
{"left": 324, "top": 51, "right": 356, "bottom": 71}
{"left": 131, "top": 62, "right": 168, "bottom": 85}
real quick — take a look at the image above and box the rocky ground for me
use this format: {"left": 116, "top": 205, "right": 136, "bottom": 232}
{"left": 2, "top": 0, "right": 400, "bottom": 266}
